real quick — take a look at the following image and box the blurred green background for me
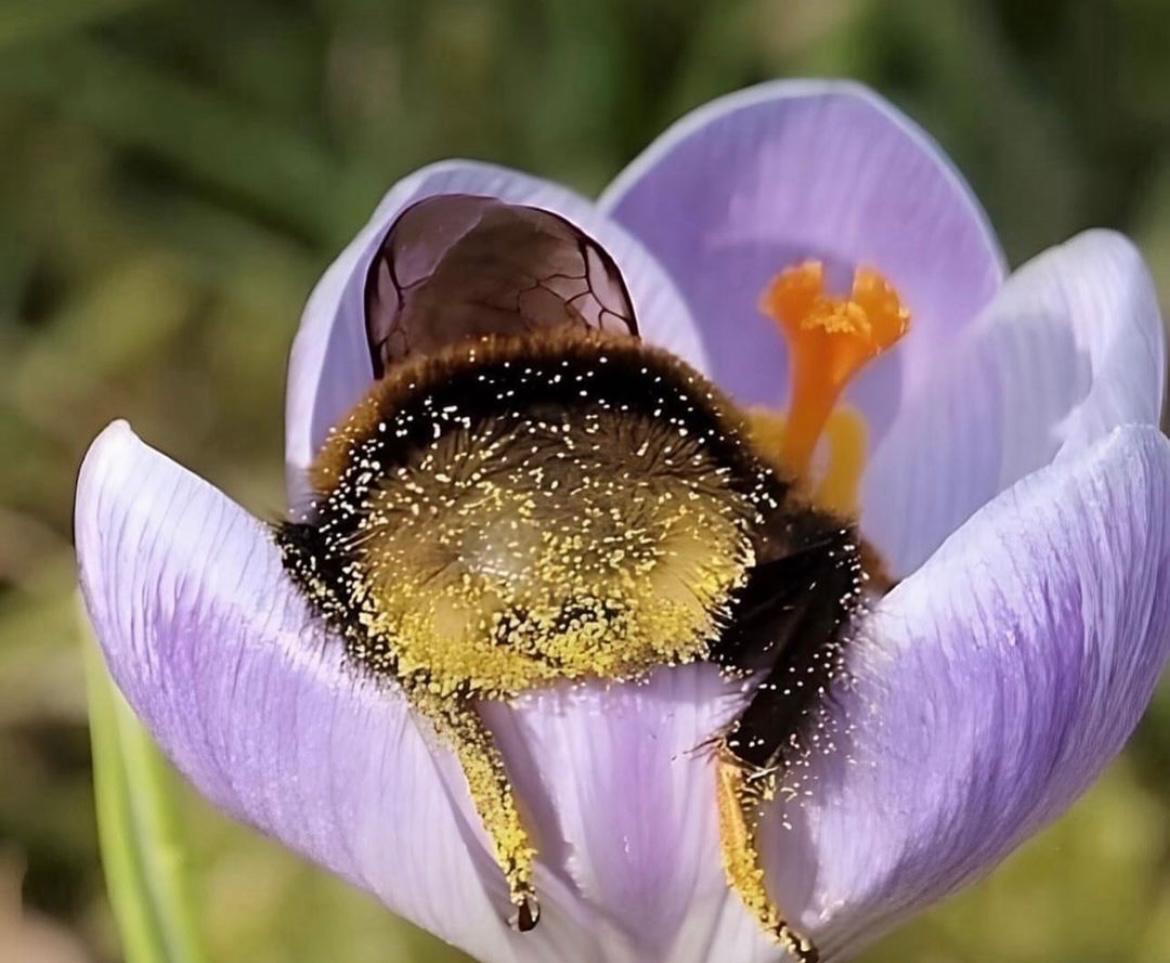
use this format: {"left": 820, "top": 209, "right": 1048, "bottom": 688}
{"left": 2, "top": 0, "right": 1170, "bottom": 961}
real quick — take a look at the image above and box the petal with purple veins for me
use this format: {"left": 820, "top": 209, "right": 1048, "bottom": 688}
{"left": 75, "top": 421, "right": 790, "bottom": 963}
{"left": 74, "top": 422, "right": 610, "bottom": 963}
{"left": 487, "top": 665, "right": 779, "bottom": 963}
{"left": 863, "top": 230, "right": 1166, "bottom": 576}
{"left": 600, "top": 79, "right": 1005, "bottom": 439}
{"left": 789, "top": 425, "right": 1170, "bottom": 959}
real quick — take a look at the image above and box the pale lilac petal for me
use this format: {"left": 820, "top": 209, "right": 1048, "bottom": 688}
{"left": 864, "top": 230, "right": 1166, "bottom": 576}
{"left": 601, "top": 79, "right": 1005, "bottom": 438}
{"left": 286, "top": 161, "right": 705, "bottom": 514}
{"left": 487, "top": 667, "right": 775, "bottom": 963}
{"left": 791, "top": 425, "right": 1170, "bottom": 959}
{"left": 74, "top": 421, "right": 605, "bottom": 963}
{"left": 77, "top": 421, "right": 794, "bottom": 962}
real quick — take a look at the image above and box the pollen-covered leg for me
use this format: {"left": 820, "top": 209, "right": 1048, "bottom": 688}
{"left": 435, "top": 699, "right": 540, "bottom": 930}
{"left": 716, "top": 756, "right": 819, "bottom": 962}
{"left": 710, "top": 518, "right": 862, "bottom": 960}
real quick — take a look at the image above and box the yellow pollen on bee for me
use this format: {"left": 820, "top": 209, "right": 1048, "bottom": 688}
{"left": 758, "top": 260, "right": 910, "bottom": 503}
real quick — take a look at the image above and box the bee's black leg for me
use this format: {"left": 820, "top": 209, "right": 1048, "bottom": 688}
{"left": 714, "top": 527, "right": 863, "bottom": 962}
{"left": 723, "top": 533, "right": 861, "bottom": 769}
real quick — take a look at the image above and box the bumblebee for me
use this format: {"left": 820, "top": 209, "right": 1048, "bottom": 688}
{"left": 279, "top": 194, "right": 904, "bottom": 962}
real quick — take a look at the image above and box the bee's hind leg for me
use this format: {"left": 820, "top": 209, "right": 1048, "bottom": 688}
{"left": 715, "top": 752, "right": 819, "bottom": 962}
{"left": 710, "top": 527, "right": 864, "bottom": 961}
{"left": 427, "top": 697, "right": 541, "bottom": 931}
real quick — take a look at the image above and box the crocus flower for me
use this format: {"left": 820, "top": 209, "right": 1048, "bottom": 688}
{"left": 76, "top": 80, "right": 1170, "bottom": 962}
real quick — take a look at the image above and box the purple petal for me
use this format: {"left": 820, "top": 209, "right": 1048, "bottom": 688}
{"left": 286, "top": 161, "right": 705, "bottom": 515}
{"left": 600, "top": 79, "right": 1005, "bottom": 438}
{"left": 74, "top": 422, "right": 780, "bottom": 962}
{"left": 75, "top": 422, "right": 605, "bottom": 961}
{"left": 863, "top": 230, "right": 1166, "bottom": 576}
{"left": 486, "top": 667, "right": 776, "bottom": 963}
{"left": 793, "top": 425, "right": 1170, "bottom": 958}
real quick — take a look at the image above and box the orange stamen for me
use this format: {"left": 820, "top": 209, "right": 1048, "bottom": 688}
{"left": 746, "top": 405, "right": 868, "bottom": 516}
{"left": 760, "top": 261, "right": 909, "bottom": 480}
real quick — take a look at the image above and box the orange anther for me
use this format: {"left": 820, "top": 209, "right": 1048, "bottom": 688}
{"left": 760, "top": 261, "right": 909, "bottom": 480}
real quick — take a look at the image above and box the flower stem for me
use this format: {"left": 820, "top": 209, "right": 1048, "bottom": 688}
{"left": 81, "top": 606, "right": 208, "bottom": 963}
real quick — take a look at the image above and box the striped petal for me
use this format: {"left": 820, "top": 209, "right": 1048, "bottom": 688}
{"left": 792, "top": 425, "right": 1170, "bottom": 959}
{"left": 74, "top": 423, "right": 781, "bottom": 962}
{"left": 75, "top": 422, "right": 611, "bottom": 962}
{"left": 601, "top": 79, "right": 1005, "bottom": 440}
{"left": 863, "top": 230, "right": 1166, "bottom": 576}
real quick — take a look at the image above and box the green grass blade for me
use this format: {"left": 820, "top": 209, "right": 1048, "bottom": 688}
{"left": 81, "top": 609, "right": 208, "bottom": 963}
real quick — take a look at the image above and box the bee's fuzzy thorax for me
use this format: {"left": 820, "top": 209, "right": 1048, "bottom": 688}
{"left": 278, "top": 329, "right": 848, "bottom": 700}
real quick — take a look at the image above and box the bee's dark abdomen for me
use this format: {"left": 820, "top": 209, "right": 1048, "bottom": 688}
{"left": 278, "top": 518, "right": 408, "bottom": 679}
{"left": 284, "top": 331, "right": 863, "bottom": 729}
{"left": 276, "top": 521, "right": 335, "bottom": 615}
{"left": 719, "top": 522, "right": 863, "bottom": 771}
{"left": 276, "top": 521, "right": 366, "bottom": 648}
{"left": 283, "top": 333, "right": 798, "bottom": 695}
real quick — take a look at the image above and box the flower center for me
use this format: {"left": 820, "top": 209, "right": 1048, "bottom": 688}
{"left": 757, "top": 260, "right": 910, "bottom": 511}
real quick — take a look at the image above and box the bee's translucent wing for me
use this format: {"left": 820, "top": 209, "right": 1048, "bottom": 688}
{"left": 364, "top": 194, "right": 638, "bottom": 377}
